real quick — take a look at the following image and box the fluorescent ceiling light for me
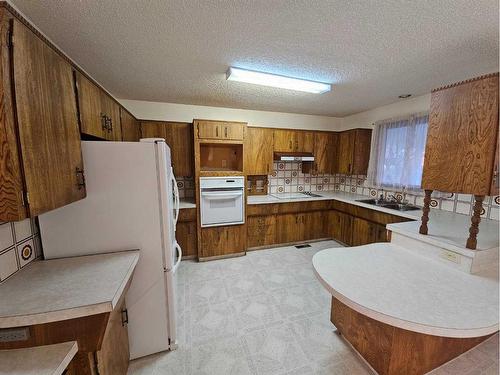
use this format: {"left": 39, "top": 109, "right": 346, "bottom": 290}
{"left": 226, "top": 67, "right": 331, "bottom": 94}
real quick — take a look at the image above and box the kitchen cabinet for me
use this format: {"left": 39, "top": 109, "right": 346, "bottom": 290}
{"left": 195, "top": 120, "right": 246, "bottom": 140}
{"left": 96, "top": 296, "right": 129, "bottom": 375}
{"left": 120, "top": 108, "right": 140, "bottom": 142}
{"left": 75, "top": 71, "right": 121, "bottom": 141}
{"left": 337, "top": 129, "right": 372, "bottom": 175}
{"left": 0, "top": 14, "right": 86, "bottom": 221}
{"left": 422, "top": 73, "right": 499, "bottom": 195}
{"left": 247, "top": 215, "right": 277, "bottom": 248}
{"left": 141, "top": 121, "right": 194, "bottom": 177}
{"left": 245, "top": 127, "right": 275, "bottom": 175}
{"left": 326, "top": 210, "right": 353, "bottom": 245}
{"left": 273, "top": 129, "right": 314, "bottom": 153}
{"left": 199, "top": 224, "right": 246, "bottom": 259}
{"left": 350, "top": 217, "right": 387, "bottom": 246}
{"left": 313, "top": 132, "right": 338, "bottom": 174}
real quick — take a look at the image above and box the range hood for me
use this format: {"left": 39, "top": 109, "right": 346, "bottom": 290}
{"left": 273, "top": 152, "right": 315, "bottom": 162}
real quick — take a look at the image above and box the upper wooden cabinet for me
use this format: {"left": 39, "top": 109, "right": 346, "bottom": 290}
{"left": 245, "top": 127, "right": 274, "bottom": 175}
{"left": 337, "top": 129, "right": 372, "bottom": 175}
{"left": 195, "top": 120, "right": 246, "bottom": 140}
{"left": 120, "top": 108, "right": 140, "bottom": 142}
{"left": 422, "top": 73, "right": 499, "bottom": 195}
{"left": 0, "top": 14, "right": 85, "bottom": 221}
{"left": 273, "top": 129, "right": 314, "bottom": 153}
{"left": 75, "top": 71, "right": 121, "bottom": 141}
{"left": 141, "top": 121, "right": 194, "bottom": 177}
{"left": 313, "top": 132, "right": 339, "bottom": 174}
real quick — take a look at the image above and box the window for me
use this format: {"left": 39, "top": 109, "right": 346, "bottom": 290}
{"left": 366, "top": 113, "right": 428, "bottom": 190}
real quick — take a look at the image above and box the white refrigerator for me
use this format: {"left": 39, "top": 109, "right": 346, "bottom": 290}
{"left": 39, "top": 139, "right": 182, "bottom": 359}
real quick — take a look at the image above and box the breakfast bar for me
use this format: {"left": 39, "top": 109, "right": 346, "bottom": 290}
{"left": 312, "top": 244, "right": 499, "bottom": 374}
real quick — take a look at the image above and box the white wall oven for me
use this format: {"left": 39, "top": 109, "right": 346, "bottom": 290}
{"left": 200, "top": 176, "right": 245, "bottom": 227}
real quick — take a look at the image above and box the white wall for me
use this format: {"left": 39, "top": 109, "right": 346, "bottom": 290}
{"left": 340, "top": 94, "right": 431, "bottom": 130}
{"left": 119, "top": 100, "right": 343, "bottom": 131}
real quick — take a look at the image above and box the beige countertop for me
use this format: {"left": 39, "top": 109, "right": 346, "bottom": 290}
{"left": 179, "top": 199, "right": 196, "bottom": 209}
{"left": 0, "top": 250, "right": 139, "bottom": 328}
{"left": 313, "top": 243, "right": 499, "bottom": 338}
{"left": 0, "top": 341, "right": 78, "bottom": 375}
{"left": 248, "top": 191, "right": 499, "bottom": 252}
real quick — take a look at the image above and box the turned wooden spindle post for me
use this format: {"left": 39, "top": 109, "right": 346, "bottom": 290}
{"left": 466, "top": 195, "right": 485, "bottom": 250}
{"left": 419, "top": 190, "right": 433, "bottom": 235}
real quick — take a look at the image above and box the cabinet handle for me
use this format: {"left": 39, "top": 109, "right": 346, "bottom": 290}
{"left": 121, "top": 308, "right": 129, "bottom": 326}
{"left": 289, "top": 140, "right": 292, "bottom": 150}
{"left": 295, "top": 140, "right": 299, "bottom": 150}
{"left": 224, "top": 126, "right": 228, "bottom": 138}
{"left": 75, "top": 167, "right": 86, "bottom": 190}
{"left": 348, "top": 163, "right": 352, "bottom": 174}
{"left": 105, "top": 116, "right": 113, "bottom": 132}
{"left": 100, "top": 113, "right": 107, "bottom": 131}
{"left": 216, "top": 126, "right": 219, "bottom": 137}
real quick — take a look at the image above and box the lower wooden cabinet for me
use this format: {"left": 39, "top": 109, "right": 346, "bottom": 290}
{"left": 199, "top": 224, "right": 246, "bottom": 259}
{"left": 246, "top": 200, "right": 409, "bottom": 250}
{"left": 96, "top": 297, "right": 129, "bottom": 375}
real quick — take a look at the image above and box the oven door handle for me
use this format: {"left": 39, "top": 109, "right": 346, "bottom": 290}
{"left": 201, "top": 192, "right": 242, "bottom": 199}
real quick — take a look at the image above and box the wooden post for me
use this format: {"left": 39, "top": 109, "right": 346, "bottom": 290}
{"left": 419, "top": 190, "right": 433, "bottom": 234}
{"left": 466, "top": 195, "right": 485, "bottom": 250}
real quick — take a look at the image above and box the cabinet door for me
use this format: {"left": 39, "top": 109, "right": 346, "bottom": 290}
{"left": 101, "top": 93, "right": 121, "bottom": 141}
{"left": 0, "top": 14, "right": 25, "bottom": 221}
{"left": 314, "top": 132, "right": 338, "bottom": 174}
{"left": 352, "top": 129, "right": 372, "bottom": 175}
{"left": 199, "top": 224, "right": 246, "bottom": 258}
{"left": 176, "top": 221, "right": 197, "bottom": 258}
{"left": 97, "top": 297, "right": 129, "bottom": 375}
{"left": 120, "top": 108, "right": 140, "bottom": 142}
{"left": 75, "top": 71, "right": 106, "bottom": 139}
{"left": 338, "top": 131, "right": 355, "bottom": 174}
{"left": 247, "top": 215, "right": 277, "bottom": 247}
{"left": 296, "top": 131, "right": 314, "bottom": 152}
{"left": 303, "top": 211, "right": 326, "bottom": 240}
{"left": 273, "top": 129, "right": 296, "bottom": 152}
{"left": 326, "top": 210, "right": 353, "bottom": 245}
{"left": 164, "top": 123, "right": 193, "bottom": 177}
{"left": 422, "top": 75, "right": 499, "bottom": 195}
{"left": 12, "top": 19, "right": 86, "bottom": 216}
{"left": 140, "top": 121, "right": 167, "bottom": 139}
{"left": 351, "top": 217, "right": 374, "bottom": 246}
{"left": 222, "top": 123, "right": 245, "bottom": 140}
{"left": 276, "top": 213, "right": 305, "bottom": 243}
{"left": 245, "top": 127, "right": 274, "bottom": 175}
{"left": 196, "top": 120, "right": 221, "bottom": 139}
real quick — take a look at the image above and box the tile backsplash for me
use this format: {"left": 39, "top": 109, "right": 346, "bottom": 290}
{"left": 177, "top": 177, "right": 195, "bottom": 199}
{"left": 0, "top": 218, "right": 42, "bottom": 283}
{"left": 267, "top": 162, "right": 499, "bottom": 221}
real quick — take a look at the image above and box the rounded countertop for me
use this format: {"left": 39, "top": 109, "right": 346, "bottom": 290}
{"left": 312, "top": 243, "right": 499, "bottom": 338}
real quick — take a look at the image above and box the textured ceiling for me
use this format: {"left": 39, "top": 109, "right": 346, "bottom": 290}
{"left": 9, "top": 0, "right": 499, "bottom": 117}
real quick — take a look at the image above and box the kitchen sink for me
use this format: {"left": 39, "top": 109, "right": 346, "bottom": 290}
{"left": 356, "top": 198, "right": 421, "bottom": 211}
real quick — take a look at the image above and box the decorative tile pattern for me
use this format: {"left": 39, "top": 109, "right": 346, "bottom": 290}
{"left": 0, "top": 218, "right": 41, "bottom": 283}
{"left": 177, "top": 177, "right": 195, "bottom": 199}
{"left": 264, "top": 162, "right": 499, "bottom": 220}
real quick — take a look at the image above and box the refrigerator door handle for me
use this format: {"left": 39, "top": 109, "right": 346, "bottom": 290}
{"left": 172, "top": 242, "right": 182, "bottom": 273}
{"left": 171, "top": 169, "right": 180, "bottom": 228}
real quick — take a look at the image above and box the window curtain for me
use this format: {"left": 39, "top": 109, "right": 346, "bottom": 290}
{"left": 366, "top": 112, "right": 429, "bottom": 191}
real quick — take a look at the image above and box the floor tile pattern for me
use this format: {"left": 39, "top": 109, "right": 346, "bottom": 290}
{"left": 128, "top": 240, "right": 499, "bottom": 375}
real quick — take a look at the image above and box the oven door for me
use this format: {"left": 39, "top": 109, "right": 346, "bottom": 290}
{"left": 200, "top": 188, "right": 244, "bottom": 227}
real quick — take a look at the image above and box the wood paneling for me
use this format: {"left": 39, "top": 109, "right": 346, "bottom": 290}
{"left": 331, "top": 297, "right": 491, "bottom": 375}
{"left": 12, "top": 18, "right": 85, "bottom": 216}
{"left": 96, "top": 295, "right": 129, "bottom": 375}
{"left": 141, "top": 121, "right": 194, "bottom": 176}
{"left": 199, "top": 224, "right": 246, "bottom": 259}
{"left": 176, "top": 221, "right": 197, "bottom": 258}
{"left": 120, "top": 108, "right": 140, "bottom": 142}
{"left": 422, "top": 73, "right": 499, "bottom": 195}
{"left": 313, "top": 132, "right": 338, "bottom": 174}
{"left": 245, "top": 127, "right": 274, "bottom": 175}
{"left": 0, "top": 10, "right": 25, "bottom": 221}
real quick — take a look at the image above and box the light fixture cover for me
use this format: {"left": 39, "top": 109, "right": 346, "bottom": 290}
{"left": 226, "top": 67, "right": 331, "bottom": 94}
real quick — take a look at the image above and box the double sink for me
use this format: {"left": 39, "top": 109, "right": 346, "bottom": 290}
{"left": 356, "top": 198, "right": 420, "bottom": 211}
